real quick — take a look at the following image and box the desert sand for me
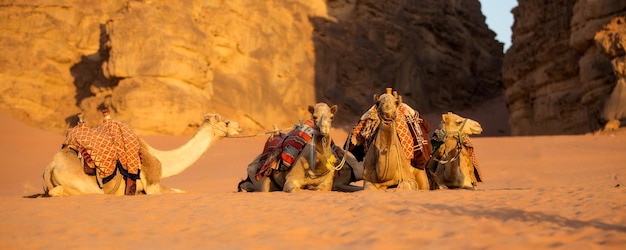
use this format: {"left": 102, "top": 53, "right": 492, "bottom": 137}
{"left": 0, "top": 110, "right": 625, "bottom": 249}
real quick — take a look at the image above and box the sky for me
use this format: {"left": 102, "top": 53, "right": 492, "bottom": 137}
{"left": 479, "top": 0, "right": 518, "bottom": 51}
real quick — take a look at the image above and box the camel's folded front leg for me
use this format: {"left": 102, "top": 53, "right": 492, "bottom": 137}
{"left": 47, "top": 185, "right": 83, "bottom": 197}
{"left": 283, "top": 181, "right": 301, "bottom": 193}
{"left": 413, "top": 168, "right": 430, "bottom": 191}
{"left": 260, "top": 177, "right": 273, "bottom": 192}
{"left": 363, "top": 181, "right": 386, "bottom": 190}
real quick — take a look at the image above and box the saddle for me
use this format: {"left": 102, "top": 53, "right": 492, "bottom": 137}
{"left": 63, "top": 115, "right": 142, "bottom": 195}
{"left": 255, "top": 120, "right": 343, "bottom": 180}
{"left": 348, "top": 103, "right": 433, "bottom": 170}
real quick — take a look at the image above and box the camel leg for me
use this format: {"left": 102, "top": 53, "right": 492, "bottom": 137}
{"left": 260, "top": 177, "right": 272, "bottom": 192}
{"left": 396, "top": 180, "right": 417, "bottom": 190}
{"left": 312, "top": 182, "right": 333, "bottom": 191}
{"left": 283, "top": 181, "right": 301, "bottom": 193}
{"left": 237, "top": 177, "right": 256, "bottom": 192}
{"left": 414, "top": 169, "right": 430, "bottom": 191}
{"left": 161, "top": 185, "right": 185, "bottom": 193}
{"left": 143, "top": 183, "right": 161, "bottom": 194}
{"left": 238, "top": 182, "right": 256, "bottom": 192}
{"left": 47, "top": 185, "right": 84, "bottom": 197}
{"left": 363, "top": 181, "right": 386, "bottom": 190}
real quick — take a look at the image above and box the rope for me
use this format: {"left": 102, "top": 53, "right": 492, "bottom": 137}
{"left": 433, "top": 140, "right": 462, "bottom": 164}
{"left": 209, "top": 123, "right": 294, "bottom": 138}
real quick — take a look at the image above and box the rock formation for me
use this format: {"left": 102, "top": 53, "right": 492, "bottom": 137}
{"left": 503, "top": 0, "right": 626, "bottom": 135}
{"left": 0, "top": 0, "right": 502, "bottom": 135}
{"left": 311, "top": 0, "right": 503, "bottom": 125}
{"left": 595, "top": 17, "right": 626, "bottom": 125}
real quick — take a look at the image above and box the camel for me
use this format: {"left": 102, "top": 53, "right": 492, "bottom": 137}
{"left": 237, "top": 103, "right": 355, "bottom": 192}
{"left": 356, "top": 90, "right": 430, "bottom": 191}
{"left": 427, "top": 112, "right": 483, "bottom": 190}
{"left": 42, "top": 114, "right": 241, "bottom": 196}
{"left": 238, "top": 148, "right": 363, "bottom": 192}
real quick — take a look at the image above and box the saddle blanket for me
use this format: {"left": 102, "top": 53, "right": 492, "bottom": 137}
{"left": 64, "top": 118, "right": 142, "bottom": 181}
{"left": 255, "top": 120, "right": 343, "bottom": 180}
{"left": 349, "top": 103, "right": 432, "bottom": 169}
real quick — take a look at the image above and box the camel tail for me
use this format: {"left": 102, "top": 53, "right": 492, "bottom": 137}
{"left": 24, "top": 164, "right": 55, "bottom": 198}
{"left": 42, "top": 164, "right": 54, "bottom": 195}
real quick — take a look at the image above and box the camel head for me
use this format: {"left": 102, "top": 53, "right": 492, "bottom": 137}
{"left": 307, "top": 103, "right": 337, "bottom": 137}
{"left": 202, "top": 114, "right": 242, "bottom": 137}
{"left": 441, "top": 112, "right": 482, "bottom": 136}
{"left": 374, "top": 88, "right": 401, "bottom": 121}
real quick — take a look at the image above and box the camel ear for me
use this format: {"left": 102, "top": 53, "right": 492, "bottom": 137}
{"left": 373, "top": 94, "right": 378, "bottom": 102}
{"left": 308, "top": 105, "right": 315, "bottom": 115}
{"left": 330, "top": 105, "right": 338, "bottom": 114}
{"left": 442, "top": 113, "right": 448, "bottom": 123}
{"left": 204, "top": 114, "right": 219, "bottom": 123}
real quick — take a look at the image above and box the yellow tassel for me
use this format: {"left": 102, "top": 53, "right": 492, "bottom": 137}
{"left": 325, "top": 154, "right": 337, "bottom": 170}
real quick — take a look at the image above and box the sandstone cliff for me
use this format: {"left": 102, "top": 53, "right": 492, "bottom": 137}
{"left": 596, "top": 17, "right": 626, "bottom": 123}
{"left": 503, "top": 0, "right": 626, "bottom": 135}
{"left": 0, "top": 0, "right": 502, "bottom": 135}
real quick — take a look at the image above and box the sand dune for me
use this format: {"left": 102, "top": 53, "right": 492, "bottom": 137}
{"left": 1, "top": 112, "right": 625, "bottom": 249}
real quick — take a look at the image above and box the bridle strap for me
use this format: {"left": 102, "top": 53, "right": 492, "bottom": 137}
{"left": 434, "top": 118, "right": 468, "bottom": 164}
{"left": 443, "top": 118, "right": 468, "bottom": 145}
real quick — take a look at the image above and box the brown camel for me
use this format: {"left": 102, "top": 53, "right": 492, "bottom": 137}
{"left": 428, "top": 112, "right": 483, "bottom": 190}
{"left": 351, "top": 88, "right": 431, "bottom": 191}
{"left": 42, "top": 114, "right": 241, "bottom": 196}
{"left": 238, "top": 103, "right": 354, "bottom": 192}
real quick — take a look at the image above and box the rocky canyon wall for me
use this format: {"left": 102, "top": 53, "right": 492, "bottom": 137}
{"left": 0, "top": 0, "right": 502, "bottom": 135}
{"left": 503, "top": 0, "right": 626, "bottom": 135}
{"left": 311, "top": 0, "right": 503, "bottom": 125}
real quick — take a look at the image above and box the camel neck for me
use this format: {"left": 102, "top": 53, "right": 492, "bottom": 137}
{"left": 313, "top": 134, "right": 331, "bottom": 156}
{"left": 152, "top": 125, "right": 220, "bottom": 178}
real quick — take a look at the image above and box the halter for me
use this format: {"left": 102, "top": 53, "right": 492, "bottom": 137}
{"left": 432, "top": 118, "right": 468, "bottom": 164}
{"left": 376, "top": 95, "right": 397, "bottom": 123}
{"left": 443, "top": 118, "right": 468, "bottom": 145}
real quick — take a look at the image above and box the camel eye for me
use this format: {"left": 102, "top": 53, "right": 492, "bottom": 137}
{"left": 313, "top": 115, "right": 318, "bottom": 120}
{"left": 455, "top": 120, "right": 463, "bottom": 125}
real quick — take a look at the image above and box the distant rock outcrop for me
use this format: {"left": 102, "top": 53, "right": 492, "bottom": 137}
{"left": 503, "top": 0, "right": 626, "bottom": 135}
{"left": 0, "top": 0, "right": 502, "bottom": 135}
{"left": 595, "top": 16, "right": 626, "bottom": 125}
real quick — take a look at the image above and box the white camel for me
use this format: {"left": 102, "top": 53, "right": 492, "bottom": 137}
{"left": 42, "top": 114, "right": 241, "bottom": 196}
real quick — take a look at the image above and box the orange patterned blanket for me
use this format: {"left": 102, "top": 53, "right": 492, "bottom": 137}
{"left": 64, "top": 118, "right": 141, "bottom": 182}
{"left": 349, "top": 103, "right": 432, "bottom": 169}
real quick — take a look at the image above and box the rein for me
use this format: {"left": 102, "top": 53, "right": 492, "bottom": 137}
{"left": 207, "top": 121, "right": 293, "bottom": 138}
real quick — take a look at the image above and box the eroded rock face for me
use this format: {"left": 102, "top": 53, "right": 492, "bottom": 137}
{"left": 0, "top": 0, "right": 502, "bottom": 135}
{"left": 313, "top": 0, "right": 503, "bottom": 125}
{"left": 503, "top": 0, "right": 626, "bottom": 135}
{"left": 595, "top": 17, "right": 626, "bottom": 123}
